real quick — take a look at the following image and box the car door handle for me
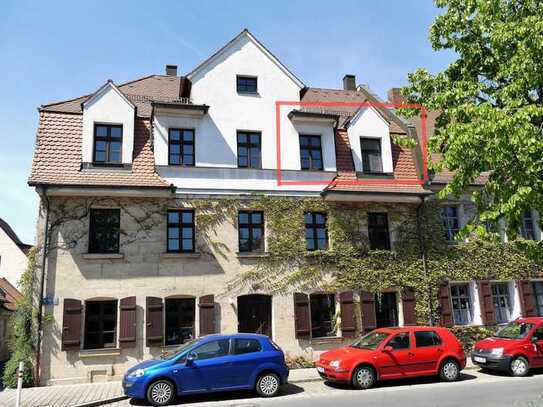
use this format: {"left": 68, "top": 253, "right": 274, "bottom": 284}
{"left": 408, "top": 352, "right": 415, "bottom": 356}
{"left": 437, "top": 349, "right": 444, "bottom": 353}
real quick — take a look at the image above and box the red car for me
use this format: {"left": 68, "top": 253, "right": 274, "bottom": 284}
{"left": 315, "top": 327, "right": 466, "bottom": 389}
{"left": 472, "top": 317, "right": 543, "bottom": 376}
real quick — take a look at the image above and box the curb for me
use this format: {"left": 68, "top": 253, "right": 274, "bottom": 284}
{"left": 72, "top": 395, "right": 128, "bottom": 407}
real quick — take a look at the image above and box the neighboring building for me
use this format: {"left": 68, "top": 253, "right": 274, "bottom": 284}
{"left": 28, "top": 30, "right": 541, "bottom": 386}
{"left": 0, "top": 278, "right": 22, "bottom": 362}
{"left": 0, "top": 218, "right": 32, "bottom": 288}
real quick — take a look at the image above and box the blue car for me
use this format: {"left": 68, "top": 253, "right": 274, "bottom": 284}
{"left": 123, "top": 333, "right": 289, "bottom": 406}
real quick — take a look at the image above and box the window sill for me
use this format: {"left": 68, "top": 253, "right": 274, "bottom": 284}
{"left": 160, "top": 252, "right": 201, "bottom": 259}
{"left": 237, "top": 91, "right": 260, "bottom": 97}
{"left": 236, "top": 252, "right": 270, "bottom": 259}
{"left": 82, "top": 163, "right": 132, "bottom": 171}
{"left": 310, "top": 336, "right": 343, "bottom": 345}
{"left": 82, "top": 253, "right": 124, "bottom": 260}
{"left": 79, "top": 348, "right": 121, "bottom": 358}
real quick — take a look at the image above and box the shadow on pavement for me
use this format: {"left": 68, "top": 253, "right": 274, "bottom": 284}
{"left": 475, "top": 367, "right": 543, "bottom": 378}
{"left": 128, "top": 383, "right": 304, "bottom": 406}
{"left": 324, "top": 372, "right": 477, "bottom": 391}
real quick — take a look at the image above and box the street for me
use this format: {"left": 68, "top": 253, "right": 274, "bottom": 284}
{"left": 109, "top": 369, "right": 543, "bottom": 407}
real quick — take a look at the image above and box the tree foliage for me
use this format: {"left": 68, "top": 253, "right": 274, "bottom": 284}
{"left": 399, "top": 0, "right": 543, "bottom": 232}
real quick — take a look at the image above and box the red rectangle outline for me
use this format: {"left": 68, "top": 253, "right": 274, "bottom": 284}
{"left": 275, "top": 101, "right": 428, "bottom": 188}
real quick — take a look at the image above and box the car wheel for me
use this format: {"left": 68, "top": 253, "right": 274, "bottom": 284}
{"left": 352, "top": 366, "right": 376, "bottom": 389}
{"left": 146, "top": 379, "right": 175, "bottom": 406}
{"left": 256, "top": 372, "right": 281, "bottom": 397}
{"left": 510, "top": 356, "right": 529, "bottom": 377}
{"left": 440, "top": 359, "right": 460, "bottom": 382}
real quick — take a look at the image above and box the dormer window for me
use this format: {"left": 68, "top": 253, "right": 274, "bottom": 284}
{"left": 93, "top": 124, "right": 122, "bottom": 164}
{"left": 168, "top": 129, "right": 195, "bottom": 166}
{"left": 360, "top": 138, "right": 383, "bottom": 174}
{"left": 299, "top": 135, "right": 323, "bottom": 171}
{"left": 236, "top": 75, "right": 257, "bottom": 94}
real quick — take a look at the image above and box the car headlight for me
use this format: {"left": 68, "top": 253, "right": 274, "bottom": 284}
{"left": 330, "top": 360, "right": 341, "bottom": 369}
{"left": 490, "top": 348, "right": 504, "bottom": 357}
{"left": 128, "top": 368, "right": 145, "bottom": 378}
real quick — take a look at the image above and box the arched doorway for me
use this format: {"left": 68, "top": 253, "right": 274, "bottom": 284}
{"left": 237, "top": 294, "right": 272, "bottom": 337}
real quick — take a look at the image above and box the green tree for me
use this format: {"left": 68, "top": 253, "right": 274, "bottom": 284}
{"left": 400, "top": 0, "right": 543, "bottom": 234}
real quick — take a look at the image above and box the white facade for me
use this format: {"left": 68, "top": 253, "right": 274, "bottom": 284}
{"left": 0, "top": 227, "right": 28, "bottom": 288}
{"left": 82, "top": 82, "right": 135, "bottom": 165}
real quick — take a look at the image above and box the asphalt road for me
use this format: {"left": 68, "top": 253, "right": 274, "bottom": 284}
{"left": 112, "top": 369, "right": 543, "bottom": 407}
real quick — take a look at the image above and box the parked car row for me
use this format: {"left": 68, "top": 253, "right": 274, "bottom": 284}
{"left": 123, "top": 317, "right": 543, "bottom": 406}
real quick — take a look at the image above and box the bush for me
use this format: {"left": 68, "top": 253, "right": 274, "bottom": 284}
{"left": 450, "top": 325, "right": 497, "bottom": 354}
{"left": 2, "top": 349, "right": 34, "bottom": 388}
{"left": 286, "top": 355, "right": 314, "bottom": 369}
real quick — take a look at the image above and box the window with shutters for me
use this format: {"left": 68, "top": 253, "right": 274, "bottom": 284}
{"left": 299, "top": 135, "right": 323, "bottom": 171}
{"left": 167, "top": 210, "right": 195, "bottom": 253}
{"left": 84, "top": 300, "right": 118, "bottom": 349}
{"left": 88, "top": 209, "right": 120, "bottom": 254}
{"left": 360, "top": 138, "right": 383, "bottom": 173}
{"left": 415, "top": 331, "right": 442, "bottom": 347}
{"left": 238, "top": 211, "right": 264, "bottom": 252}
{"left": 492, "top": 282, "right": 512, "bottom": 323}
{"left": 93, "top": 124, "right": 122, "bottom": 164}
{"left": 305, "top": 212, "right": 328, "bottom": 251}
{"left": 165, "top": 298, "right": 195, "bottom": 346}
{"left": 441, "top": 206, "right": 460, "bottom": 241}
{"left": 310, "top": 293, "right": 336, "bottom": 338}
{"left": 237, "top": 131, "right": 262, "bottom": 169}
{"left": 534, "top": 282, "right": 543, "bottom": 316}
{"left": 450, "top": 284, "right": 473, "bottom": 325}
{"left": 520, "top": 210, "right": 536, "bottom": 240}
{"left": 168, "top": 129, "right": 195, "bottom": 166}
{"left": 368, "top": 213, "right": 390, "bottom": 250}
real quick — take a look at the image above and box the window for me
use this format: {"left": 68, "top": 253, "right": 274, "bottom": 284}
{"left": 168, "top": 129, "right": 195, "bottom": 166}
{"left": 375, "top": 292, "right": 398, "bottom": 328}
{"left": 165, "top": 298, "right": 195, "bottom": 346}
{"left": 237, "top": 131, "right": 261, "bottom": 169}
{"left": 299, "top": 135, "right": 323, "bottom": 171}
{"left": 441, "top": 206, "right": 460, "bottom": 241}
{"left": 84, "top": 300, "right": 117, "bottom": 349}
{"left": 88, "top": 209, "right": 120, "bottom": 254}
{"left": 387, "top": 332, "right": 410, "bottom": 350}
{"left": 310, "top": 294, "right": 336, "bottom": 338}
{"left": 93, "top": 124, "right": 122, "bottom": 164}
{"left": 238, "top": 211, "right": 264, "bottom": 252}
{"left": 451, "top": 284, "right": 472, "bottom": 325}
{"left": 368, "top": 213, "right": 390, "bottom": 250}
{"left": 492, "top": 283, "right": 512, "bottom": 324}
{"left": 533, "top": 282, "right": 543, "bottom": 316}
{"left": 415, "top": 331, "right": 442, "bottom": 347}
{"left": 233, "top": 338, "right": 262, "bottom": 355}
{"left": 520, "top": 210, "right": 536, "bottom": 240}
{"left": 236, "top": 75, "right": 257, "bottom": 93}
{"left": 360, "top": 138, "right": 383, "bottom": 173}
{"left": 305, "top": 212, "right": 328, "bottom": 251}
{"left": 533, "top": 327, "right": 543, "bottom": 341}
{"left": 167, "top": 210, "right": 195, "bottom": 253}
{"left": 191, "top": 339, "right": 230, "bottom": 360}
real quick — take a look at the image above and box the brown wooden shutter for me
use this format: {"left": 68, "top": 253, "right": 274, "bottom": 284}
{"left": 401, "top": 288, "right": 417, "bottom": 326}
{"left": 477, "top": 281, "right": 496, "bottom": 326}
{"left": 62, "top": 298, "right": 82, "bottom": 351}
{"left": 146, "top": 296, "right": 163, "bottom": 346}
{"left": 438, "top": 282, "right": 454, "bottom": 327}
{"left": 119, "top": 296, "right": 137, "bottom": 348}
{"left": 339, "top": 291, "right": 356, "bottom": 338}
{"left": 199, "top": 295, "right": 215, "bottom": 336}
{"left": 294, "top": 293, "right": 310, "bottom": 339}
{"left": 360, "top": 291, "right": 376, "bottom": 332}
{"left": 518, "top": 280, "right": 536, "bottom": 317}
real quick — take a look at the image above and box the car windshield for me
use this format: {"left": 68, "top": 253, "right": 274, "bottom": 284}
{"left": 160, "top": 339, "right": 199, "bottom": 360}
{"left": 493, "top": 322, "right": 535, "bottom": 339}
{"left": 351, "top": 331, "right": 390, "bottom": 350}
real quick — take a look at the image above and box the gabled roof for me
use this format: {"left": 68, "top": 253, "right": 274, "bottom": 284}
{"left": 0, "top": 277, "right": 22, "bottom": 311}
{"left": 0, "top": 218, "right": 32, "bottom": 255}
{"left": 187, "top": 29, "right": 305, "bottom": 89}
{"left": 81, "top": 80, "right": 136, "bottom": 111}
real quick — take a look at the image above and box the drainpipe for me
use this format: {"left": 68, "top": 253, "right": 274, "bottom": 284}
{"left": 35, "top": 186, "right": 50, "bottom": 386}
{"left": 416, "top": 194, "right": 434, "bottom": 326}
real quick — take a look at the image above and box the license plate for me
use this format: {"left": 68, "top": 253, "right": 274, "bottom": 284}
{"left": 317, "top": 366, "right": 325, "bottom": 373}
{"left": 474, "top": 356, "right": 487, "bottom": 363}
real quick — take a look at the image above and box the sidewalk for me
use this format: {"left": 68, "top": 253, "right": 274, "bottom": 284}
{"left": 0, "top": 362, "right": 476, "bottom": 407}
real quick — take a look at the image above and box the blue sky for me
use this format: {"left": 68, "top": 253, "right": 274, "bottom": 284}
{"left": 0, "top": 0, "right": 452, "bottom": 244}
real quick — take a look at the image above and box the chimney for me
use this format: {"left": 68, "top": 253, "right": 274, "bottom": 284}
{"left": 342, "top": 74, "right": 356, "bottom": 91}
{"left": 387, "top": 87, "right": 404, "bottom": 105}
{"left": 165, "top": 64, "right": 178, "bottom": 76}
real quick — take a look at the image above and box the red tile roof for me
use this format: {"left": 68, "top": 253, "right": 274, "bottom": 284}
{"left": 0, "top": 278, "right": 22, "bottom": 311}
{"left": 0, "top": 218, "right": 32, "bottom": 254}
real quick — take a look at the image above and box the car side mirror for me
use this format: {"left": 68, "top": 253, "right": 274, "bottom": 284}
{"left": 383, "top": 346, "right": 393, "bottom": 353}
{"left": 186, "top": 353, "right": 196, "bottom": 365}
